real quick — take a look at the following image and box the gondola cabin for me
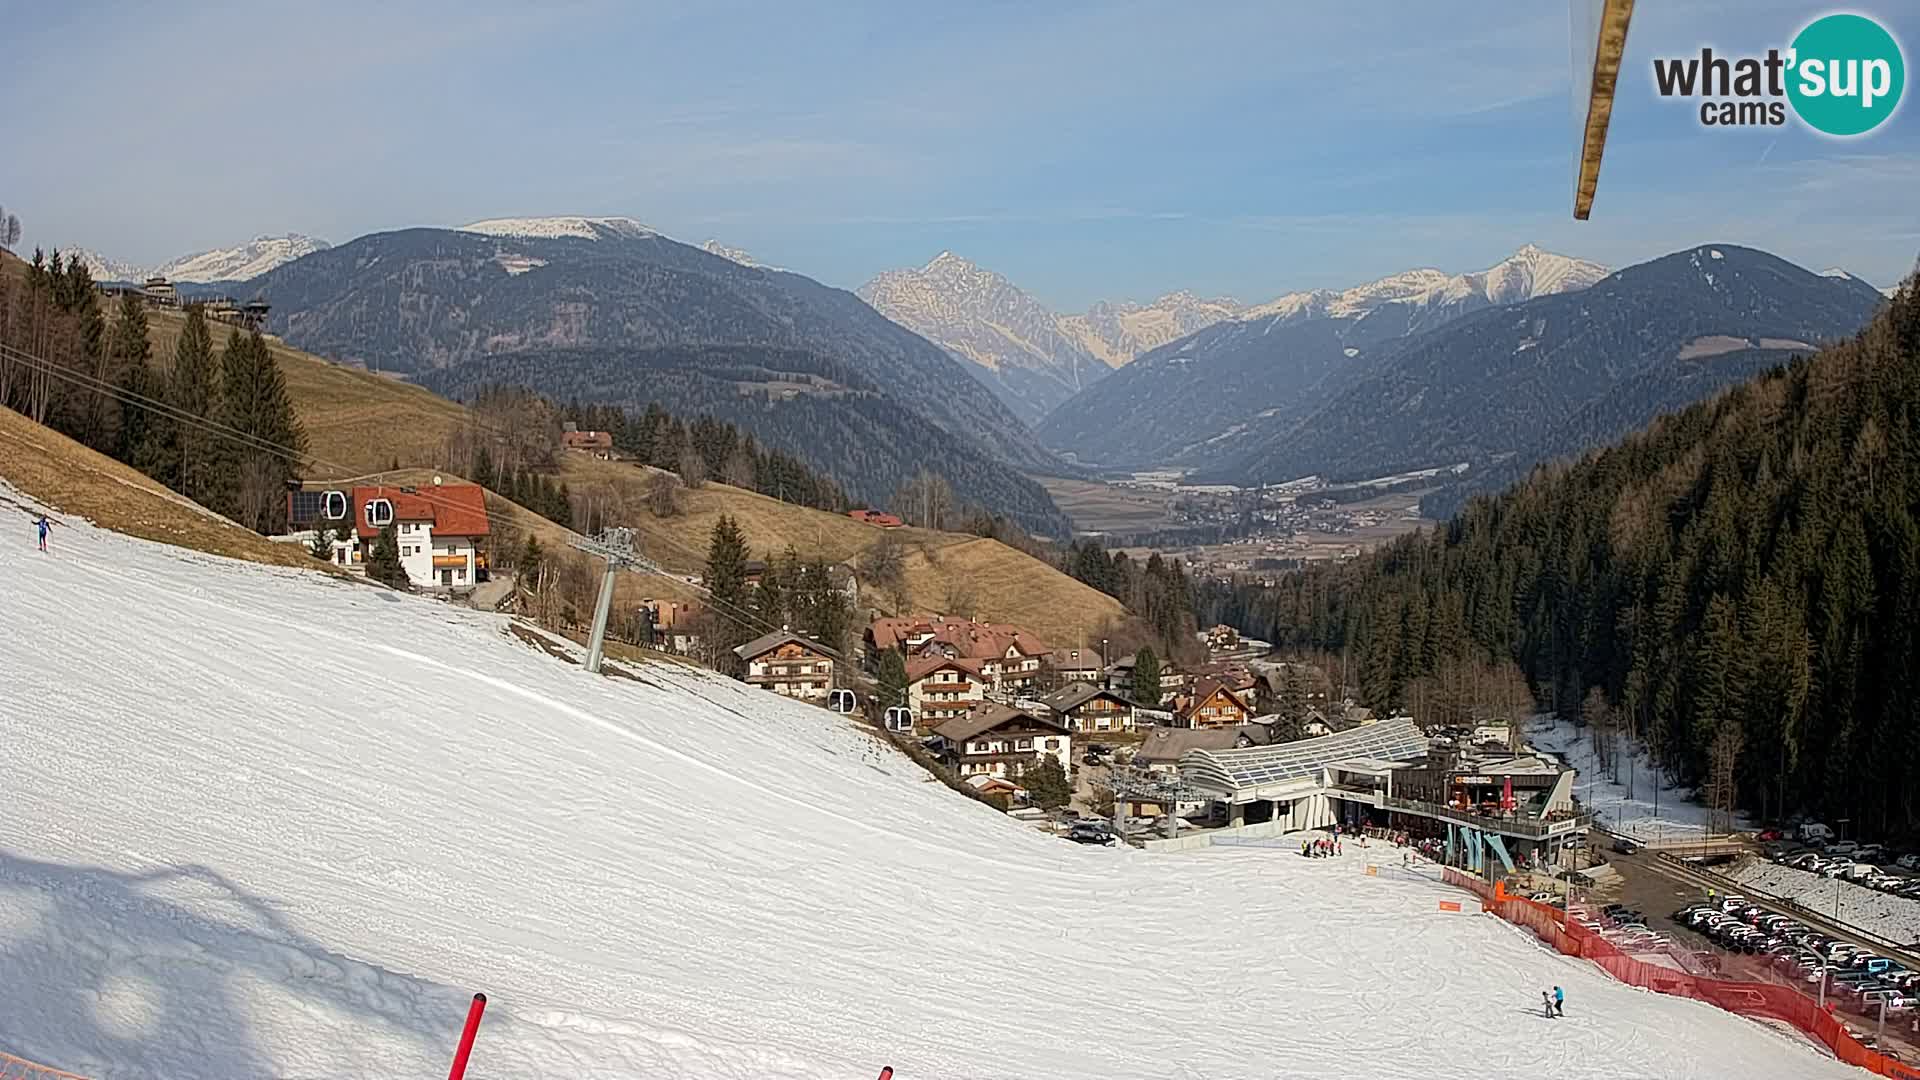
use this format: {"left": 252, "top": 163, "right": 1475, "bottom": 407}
{"left": 828, "top": 688, "right": 859, "bottom": 714}
{"left": 882, "top": 706, "right": 914, "bottom": 733}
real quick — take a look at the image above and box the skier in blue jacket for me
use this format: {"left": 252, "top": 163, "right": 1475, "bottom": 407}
{"left": 35, "top": 514, "right": 50, "bottom": 553}
{"left": 1553, "top": 985, "right": 1565, "bottom": 1016}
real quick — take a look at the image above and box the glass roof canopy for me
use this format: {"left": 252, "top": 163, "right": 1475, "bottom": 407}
{"left": 1180, "top": 717, "right": 1428, "bottom": 796}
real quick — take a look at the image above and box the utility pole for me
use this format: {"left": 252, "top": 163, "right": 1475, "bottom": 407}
{"left": 572, "top": 526, "right": 644, "bottom": 674}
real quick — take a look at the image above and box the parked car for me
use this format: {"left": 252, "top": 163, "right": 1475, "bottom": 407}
{"left": 1896, "top": 853, "right": 1920, "bottom": 871}
{"left": 1856, "top": 843, "right": 1887, "bottom": 863}
{"left": 1828, "top": 840, "right": 1861, "bottom": 856}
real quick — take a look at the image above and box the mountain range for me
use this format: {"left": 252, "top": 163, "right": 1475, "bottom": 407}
{"left": 69, "top": 234, "right": 331, "bottom": 284}
{"left": 858, "top": 253, "right": 1236, "bottom": 423}
{"left": 1267, "top": 245, "right": 1884, "bottom": 514}
{"left": 1035, "top": 245, "right": 1610, "bottom": 470}
{"left": 232, "top": 218, "right": 1074, "bottom": 535}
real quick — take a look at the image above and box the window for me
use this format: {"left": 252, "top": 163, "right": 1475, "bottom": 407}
{"left": 1016, "top": 739, "right": 1033, "bottom": 751}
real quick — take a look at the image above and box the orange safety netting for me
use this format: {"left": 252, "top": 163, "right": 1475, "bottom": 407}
{"left": 1438, "top": 870, "right": 1920, "bottom": 1079}
{"left": 0, "top": 1052, "right": 88, "bottom": 1080}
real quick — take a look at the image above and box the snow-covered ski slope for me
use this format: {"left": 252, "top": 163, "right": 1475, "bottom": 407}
{"left": 0, "top": 502, "right": 1859, "bottom": 1080}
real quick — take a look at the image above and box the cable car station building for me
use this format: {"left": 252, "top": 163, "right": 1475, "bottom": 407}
{"left": 1171, "top": 716, "right": 1589, "bottom": 869}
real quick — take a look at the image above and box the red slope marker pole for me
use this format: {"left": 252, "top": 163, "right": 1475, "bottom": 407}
{"left": 877, "top": 1069, "right": 893, "bottom": 1080}
{"left": 448, "top": 992, "right": 488, "bottom": 1080}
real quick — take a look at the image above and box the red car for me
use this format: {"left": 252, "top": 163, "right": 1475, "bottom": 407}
{"left": 1758, "top": 829, "right": 1784, "bottom": 841}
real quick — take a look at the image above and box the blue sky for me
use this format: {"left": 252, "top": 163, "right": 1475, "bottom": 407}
{"left": 4, "top": 0, "right": 1915, "bottom": 309}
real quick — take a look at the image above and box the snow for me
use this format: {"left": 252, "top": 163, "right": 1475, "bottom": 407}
{"left": 67, "top": 236, "right": 329, "bottom": 285}
{"left": 1710, "top": 249, "right": 1725, "bottom": 260}
{"left": 1820, "top": 267, "right": 1853, "bottom": 280}
{"left": 1232, "top": 247, "right": 1605, "bottom": 329}
{"left": 0, "top": 496, "right": 1859, "bottom": 1080}
{"left": 1725, "top": 861, "right": 1920, "bottom": 945}
{"left": 1527, "top": 716, "right": 1749, "bottom": 841}
{"left": 457, "top": 216, "right": 655, "bottom": 241}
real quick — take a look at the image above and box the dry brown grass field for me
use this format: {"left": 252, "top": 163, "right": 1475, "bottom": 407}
{"left": 0, "top": 404, "right": 344, "bottom": 574}
{"left": 132, "top": 303, "right": 1133, "bottom": 643}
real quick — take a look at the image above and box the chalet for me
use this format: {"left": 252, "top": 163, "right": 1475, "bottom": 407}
{"left": 743, "top": 559, "right": 769, "bottom": 588}
{"left": 1050, "top": 648, "right": 1105, "bottom": 684}
{"left": 1040, "top": 682, "right": 1140, "bottom": 735}
{"left": 846, "top": 509, "right": 904, "bottom": 528}
{"left": 932, "top": 704, "right": 1072, "bottom": 781}
{"left": 906, "top": 655, "right": 989, "bottom": 727}
{"left": 733, "top": 630, "right": 840, "bottom": 702}
{"left": 644, "top": 598, "right": 703, "bottom": 655}
{"left": 561, "top": 428, "right": 615, "bottom": 459}
{"left": 288, "top": 482, "right": 490, "bottom": 590}
{"left": 1174, "top": 677, "right": 1252, "bottom": 730}
{"left": 867, "top": 615, "right": 1051, "bottom": 693}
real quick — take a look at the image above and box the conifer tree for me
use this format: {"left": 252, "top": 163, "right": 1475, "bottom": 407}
{"left": 705, "top": 514, "right": 749, "bottom": 607}
{"left": 876, "top": 647, "right": 909, "bottom": 709}
{"left": 214, "top": 327, "right": 305, "bottom": 532}
{"left": 1131, "top": 647, "right": 1162, "bottom": 705}
{"left": 366, "top": 524, "right": 410, "bottom": 589}
{"left": 519, "top": 534, "right": 545, "bottom": 584}
{"left": 163, "top": 305, "right": 221, "bottom": 505}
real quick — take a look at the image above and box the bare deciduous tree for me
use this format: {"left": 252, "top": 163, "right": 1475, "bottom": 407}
{"left": 648, "top": 471, "right": 685, "bottom": 517}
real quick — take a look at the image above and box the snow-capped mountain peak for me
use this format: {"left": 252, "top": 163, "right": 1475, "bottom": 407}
{"left": 457, "top": 216, "right": 655, "bottom": 241}
{"left": 61, "top": 234, "right": 330, "bottom": 284}
{"left": 159, "top": 234, "right": 331, "bottom": 283}
{"left": 1237, "top": 246, "right": 1606, "bottom": 328}
{"left": 65, "top": 248, "right": 148, "bottom": 284}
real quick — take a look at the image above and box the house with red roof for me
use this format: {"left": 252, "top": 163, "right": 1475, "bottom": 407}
{"left": 287, "top": 481, "right": 490, "bottom": 590}
{"left": 846, "top": 509, "right": 903, "bottom": 528}
{"left": 867, "top": 614, "right": 1052, "bottom": 693}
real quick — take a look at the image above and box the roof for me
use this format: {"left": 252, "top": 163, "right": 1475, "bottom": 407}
{"left": 867, "top": 615, "right": 1050, "bottom": 661}
{"left": 732, "top": 630, "right": 842, "bottom": 662}
{"left": 904, "top": 655, "right": 987, "bottom": 683}
{"left": 1040, "top": 682, "right": 1138, "bottom": 713}
{"left": 562, "top": 430, "right": 612, "bottom": 448}
{"left": 1131, "top": 725, "right": 1246, "bottom": 765}
{"left": 1177, "top": 678, "right": 1251, "bottom": 720}
{"left": 1051, "top": 649, "right": 1104, "bottom": 672}
{"left": 932, "top": 704, "right": 1068, "bottom": 744}
{"left": 1179, "top": 716, "right": 1429, "bottom": 795}
{"left": 350, "top": 484, "right": 490, "bottom": 539}
{"left": 847, "top": 509, "right": 904, "bottom": 527}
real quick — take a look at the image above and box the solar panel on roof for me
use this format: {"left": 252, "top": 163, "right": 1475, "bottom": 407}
{"left": 1182, "top": 717, "right": 1428, "bottom": 794}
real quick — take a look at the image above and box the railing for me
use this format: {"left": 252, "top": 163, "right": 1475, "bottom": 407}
{"left": 1377, "top": 795, "right": 1594, "bottom": 839}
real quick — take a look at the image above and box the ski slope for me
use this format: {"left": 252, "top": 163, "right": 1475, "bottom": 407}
{"left": 0, "top": 496, "right": 1861, "bottom": 1080}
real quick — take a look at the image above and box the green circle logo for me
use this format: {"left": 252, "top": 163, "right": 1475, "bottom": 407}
{"left": 1787, "top": 13, "right": 1905, "bottom": 136}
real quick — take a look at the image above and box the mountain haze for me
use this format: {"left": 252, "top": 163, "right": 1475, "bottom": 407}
{"left": 859, "top": 253, "right": 1243, "bottom": 423}
{"left": 1040, "top": 245, "right": 1608, "bottom": 470}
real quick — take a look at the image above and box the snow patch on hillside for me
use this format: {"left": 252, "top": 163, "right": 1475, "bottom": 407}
{"left": 64, "top": 235, "right": 329, "bottom": 284}
{"left": 0, "top": 494, "right": 1857, "bottom": 1079}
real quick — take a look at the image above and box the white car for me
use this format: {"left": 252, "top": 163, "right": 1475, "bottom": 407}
{"left": 1897, "top": 854, "right": 1920, "bottom": 871}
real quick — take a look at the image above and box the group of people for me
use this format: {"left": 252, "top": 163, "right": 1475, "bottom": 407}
{"left": 1301, "top": 836, "right": 1343, "bottom": 858}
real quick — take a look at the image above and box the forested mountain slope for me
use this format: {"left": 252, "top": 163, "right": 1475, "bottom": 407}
{"left": 237, "top": 226, "right": 1071, "bottom": 532}
{"left": 1217, "top": 246, "right": 1884, "bottom": 488}
{"left": 1205, "top": 278, "right": 1920, "bottom": 833}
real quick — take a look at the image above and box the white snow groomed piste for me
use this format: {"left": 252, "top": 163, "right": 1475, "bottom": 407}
{"left": 0, "top": 497, "right": 1862, "bottom": 1079}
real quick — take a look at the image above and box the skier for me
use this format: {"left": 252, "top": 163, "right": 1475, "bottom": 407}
{"left": 35, "top": 514, "right": 51, "bottom": 553}
{"left": 1542, "top": 990, "right": 1555, "bottom": 1018}
{"left": 1553, "top": 986, "right": 1565, "bottom": 1017}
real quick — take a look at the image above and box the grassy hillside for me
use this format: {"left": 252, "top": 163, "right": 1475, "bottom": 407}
{"left": 133, "top": 310, "right": 1131, "bottom": 643}
{"left": 0, "top": 404, "right": 341, "bottom": 574}
{"left": 145, "top": 308, "right": 466, "bottom": 475}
